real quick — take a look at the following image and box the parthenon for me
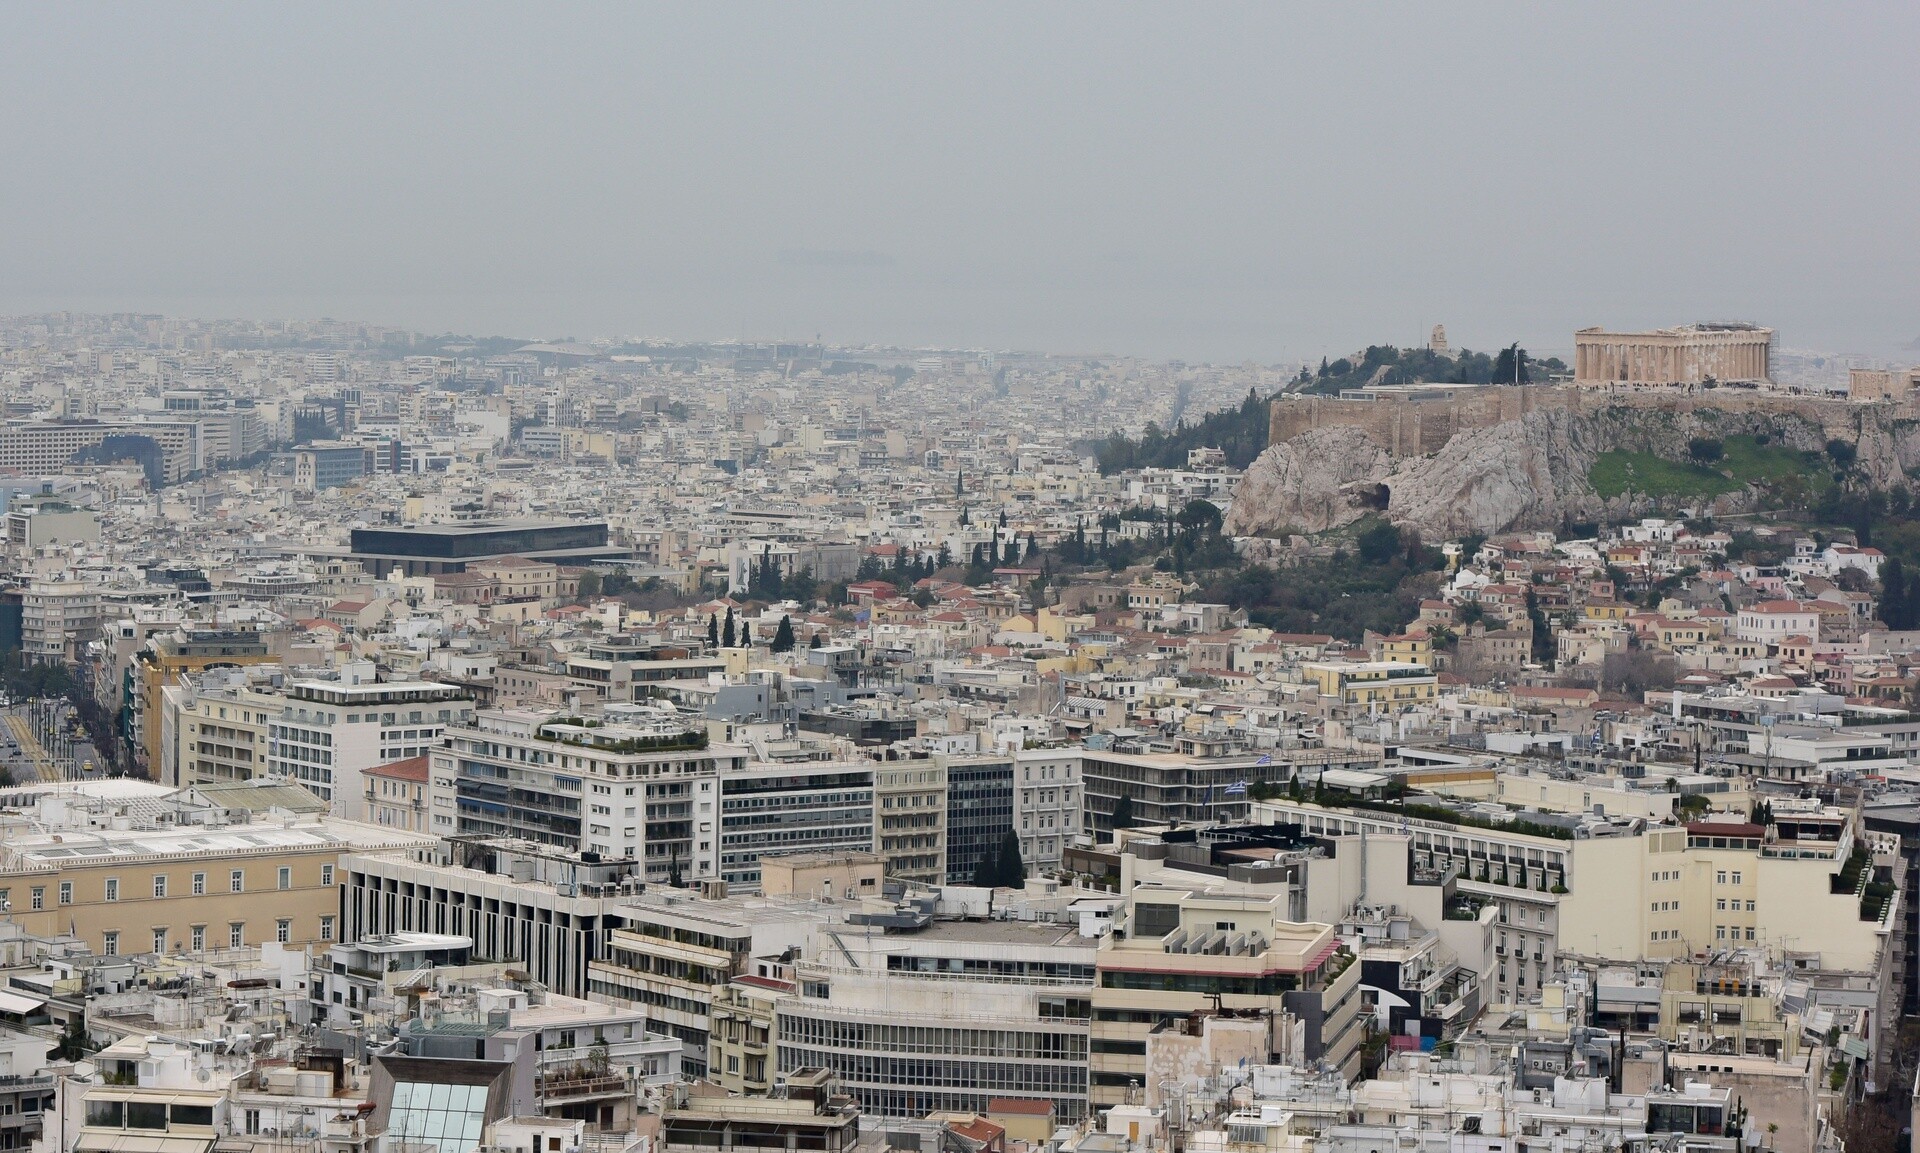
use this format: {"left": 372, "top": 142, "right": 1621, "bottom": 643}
{"left": 1573, "top": 323, "right": 1773, "bottom": 386}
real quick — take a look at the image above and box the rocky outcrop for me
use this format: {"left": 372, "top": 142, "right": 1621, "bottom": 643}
{"left": 1225, "top": 398, "right": 1902, "bottom": 539}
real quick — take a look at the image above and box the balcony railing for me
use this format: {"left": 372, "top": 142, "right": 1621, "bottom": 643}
{"left": 538, "top": 1072, "right": 632, "bottom": 1101}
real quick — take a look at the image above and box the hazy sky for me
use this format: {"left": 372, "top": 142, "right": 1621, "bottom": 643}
{"left": 3, "top": 3, "right": 1916, "bottom": 361}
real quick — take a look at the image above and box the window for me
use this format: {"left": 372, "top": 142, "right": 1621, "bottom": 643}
{"left": 28, "top": 888, "right": 42, "bottom": 911}
{"left": 277, "top": 867, "right": 292, "bottom": 891}
{"left": 103, "top": 931, "right": 119, "bottom": 956}
{"left": 104, "top": 878, "right": 119, "bottom": 902}
{"left": 1716, "top": 871, "right": 1727, "bottom": 884}
{"left": 244, "top": 1109, "right": 262, "bottom": 1136}
{"left": 320, "top": 915, "right": 335, "bottom": 942}
{"left": 192, "top": 872, "right": 206, "bottom": 896}
{"left": 230, "top": 870, "right": 244, "bottom": 893}
{"left": 191, "top": 925, "right": 205, "bottom": 951}
{"left": 153, "top": 928, "right": 167, "bottom": 953}
{"left": 276, "top": 919, "right": 291, "bottom": 944}
{"left": 1731, "top": 871, "right": 1742, "bottom": 885}
{"left": 58, "top": 882, "right": 71, "bottom": 906}
{"left": 1745, "top": 900, "right": 1756, "bottom": 911}
{"left": 229, "top": 923, "right": 244, "bottom": 949}
{"left": 321, "top": 865, "right": 334, "bottom": 886}
{"left": 154, "top": 875, "right": 168, "bottom": 898}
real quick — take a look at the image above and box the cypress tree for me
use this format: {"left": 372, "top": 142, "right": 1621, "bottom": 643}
{"left": 1884, "top": 558, "right": 1910, "bottom": 629}
{"left": 722, "top": 606, "right": 736, "bottom": 648}
{"left": 995, "top": 830, "right": 1026, "bottom": 889}
{"left": 772, "top": 615, "right": 796, "bottom": 653}
{"left": 706, "top": 613, "right": 719, "bottom": 647}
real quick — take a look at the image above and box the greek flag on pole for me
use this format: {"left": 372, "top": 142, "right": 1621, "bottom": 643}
{"left": 1255, "top": 754, "right": 1272, "bottom": 765}
{"left": 1223, "top": 781, "right": 1248, "bottom": 795}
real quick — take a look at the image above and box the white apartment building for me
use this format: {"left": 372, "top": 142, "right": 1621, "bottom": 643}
{"left": 428, "top": 708, "right": 749, "bottom": 883}
{"left": 267, "top": 679, "right": 475, "bottom": 819}
{"left": 21, "top": 579, "right": 100, "bottom": 665}
{"left": 777, "top": 918, "right": 1097, "bottom": 1121}
{"left": 1734, "top": 600, "right": 1820, "bottom": 645}
{"left": 1013, "top": 748, "right": 1082, "bottom": 875}
{"left": 1254, "top": 797, "right": 1890, "bottom": 997}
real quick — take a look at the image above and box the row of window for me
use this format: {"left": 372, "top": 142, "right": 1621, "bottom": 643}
{"left": 7, "top": 865, "right": 330, "bottom": 909}
{"left": 101, "top": 915, "right": 334, "bottom": 956}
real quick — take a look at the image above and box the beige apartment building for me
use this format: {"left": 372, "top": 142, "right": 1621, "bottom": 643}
{"left": 874, "top": 761, "right": 947, "bottom": 884}
{"left": 364, "top": 755, "right": 429, "bottom": 832}
{"left": 466, "top": 555, "right": 561, "bottom": 602}
{"left": 0, "top": 821, "right": 426, "bottom": 958}
{"left": 1090, "top": 885, "right": 1364, "bottom": 1108}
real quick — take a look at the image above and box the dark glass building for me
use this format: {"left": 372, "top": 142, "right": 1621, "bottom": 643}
{"left": 349, "top": 519, "right": 620, "bottom": 576}
{"left": 944, "top": 756, "right": 1014, "bottom": 884}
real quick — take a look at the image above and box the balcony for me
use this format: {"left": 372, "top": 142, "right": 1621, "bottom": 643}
{"left": 538, "top": 1072, "right": 631, "bottom": 1102}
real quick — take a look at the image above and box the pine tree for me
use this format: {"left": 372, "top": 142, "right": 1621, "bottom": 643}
{"left": 706, "top": 613, "right": 719, "bottom": 647}
{"left": 722, "top": 606, "right": 736, "bottom": 648}
{"left": 772, "top": 615, "right": 796, "bottom": 653}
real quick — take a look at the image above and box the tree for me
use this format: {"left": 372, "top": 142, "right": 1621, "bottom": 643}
{"left": 808, "top": 632, "right": 823, "bottom": 649}
{"left": 1491, "top": 343, "right": 1531, "bottom": 385}
{"left": 1111, "top": 792, "right": 1136, "bottom": 830}
{"left": 1827, "top": 438, "right": 1858, "bottom": 470}
{"left": 740, "top": 621, "right": 752, "bottom": 645}
{"left": 994, "top": 830, "right": 1027, "bottom": 889}
{"left": 971, "top": 853, "right": 997, "bottom": 888}
{"left": 772, "top": 614, "right": 796, "bottom": 652}
{"left": 577, "top": 570, "right": 602, "bottom": 599}
{"left": 706, "top": 613, "right": 719, "bottom": 648}
{"left": 1357, "top": 521, "right": 1402, "bottom": 566}
{"left": 1687, "top": 437, "right": 1724, "bottom": 464}
{"left": 52, "top": 1014, "right": 90, "bottom": 1061}
{"left": 722, "top": 606, "right": 736, "bottom": 648}
{"left": 1883, "top": 557, "right": 1911, "bottom": 629}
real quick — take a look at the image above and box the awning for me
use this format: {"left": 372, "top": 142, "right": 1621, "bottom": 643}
{"left": 73, "top": 1130, "right": 215, "bottom": 1153}
{"left": 0, "top": 989, "right": 46, "bottom": 1015}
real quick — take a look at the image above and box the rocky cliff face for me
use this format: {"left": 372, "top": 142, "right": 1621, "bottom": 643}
{"left": 1226, "top": 400, "right": 1906, "bottom": 539}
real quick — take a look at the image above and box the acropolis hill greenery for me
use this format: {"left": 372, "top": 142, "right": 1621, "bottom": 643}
{"left": 1092, "top": 344, "right": 1566, "bottom": 475}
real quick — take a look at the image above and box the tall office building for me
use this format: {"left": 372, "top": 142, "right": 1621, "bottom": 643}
{"left": 942, "top": 755, "right": 1014, "bottom": 885}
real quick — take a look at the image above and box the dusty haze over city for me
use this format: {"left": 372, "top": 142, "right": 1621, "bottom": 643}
{"left": 3, "top": 2, "right": 1917, "bottom": 360}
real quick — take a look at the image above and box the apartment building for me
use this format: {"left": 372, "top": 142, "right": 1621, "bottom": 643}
{"left": 1089, "top": 885, "right": 1364, "bottom": 1108}
{"left": 1085, "top": 746, "right": 1379, "bottom": 837}
{"left": 942, "top": 755, "right": 1014, "bottom": 884}
{"left": 364, "top": 755, "right": 429, "bottom": 832}
{"left": 1012, "top": 748, "right": 1081, "bottom": 876}
{"left": 267, "top": 678, "right": 475, "bottom": 818}
{"left": 718, "top": 762, "right": 875, "bottom": 888}
{"left": 1254, "top": 796, "right": 1890, "bottom": 997}
{"left": 136, "top": 630, "right": 274, "bottom": 780}
{"left": 1298, "top": 660, "right": 1440, "bottom": 707}
{"left": 776, "top": 918, "right": 1096, "bottom": 1121}
{"left": 587, "top": 889, "right": 831, "bottom": 1080}
{"left": 874, "top": 761, "right": 947, "bottom": 884}
{"left": 430, "top": 709, "right": 747, "bottom": 884}
{"left": 20, "top": 579, "right": 100, "bottom": 666}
